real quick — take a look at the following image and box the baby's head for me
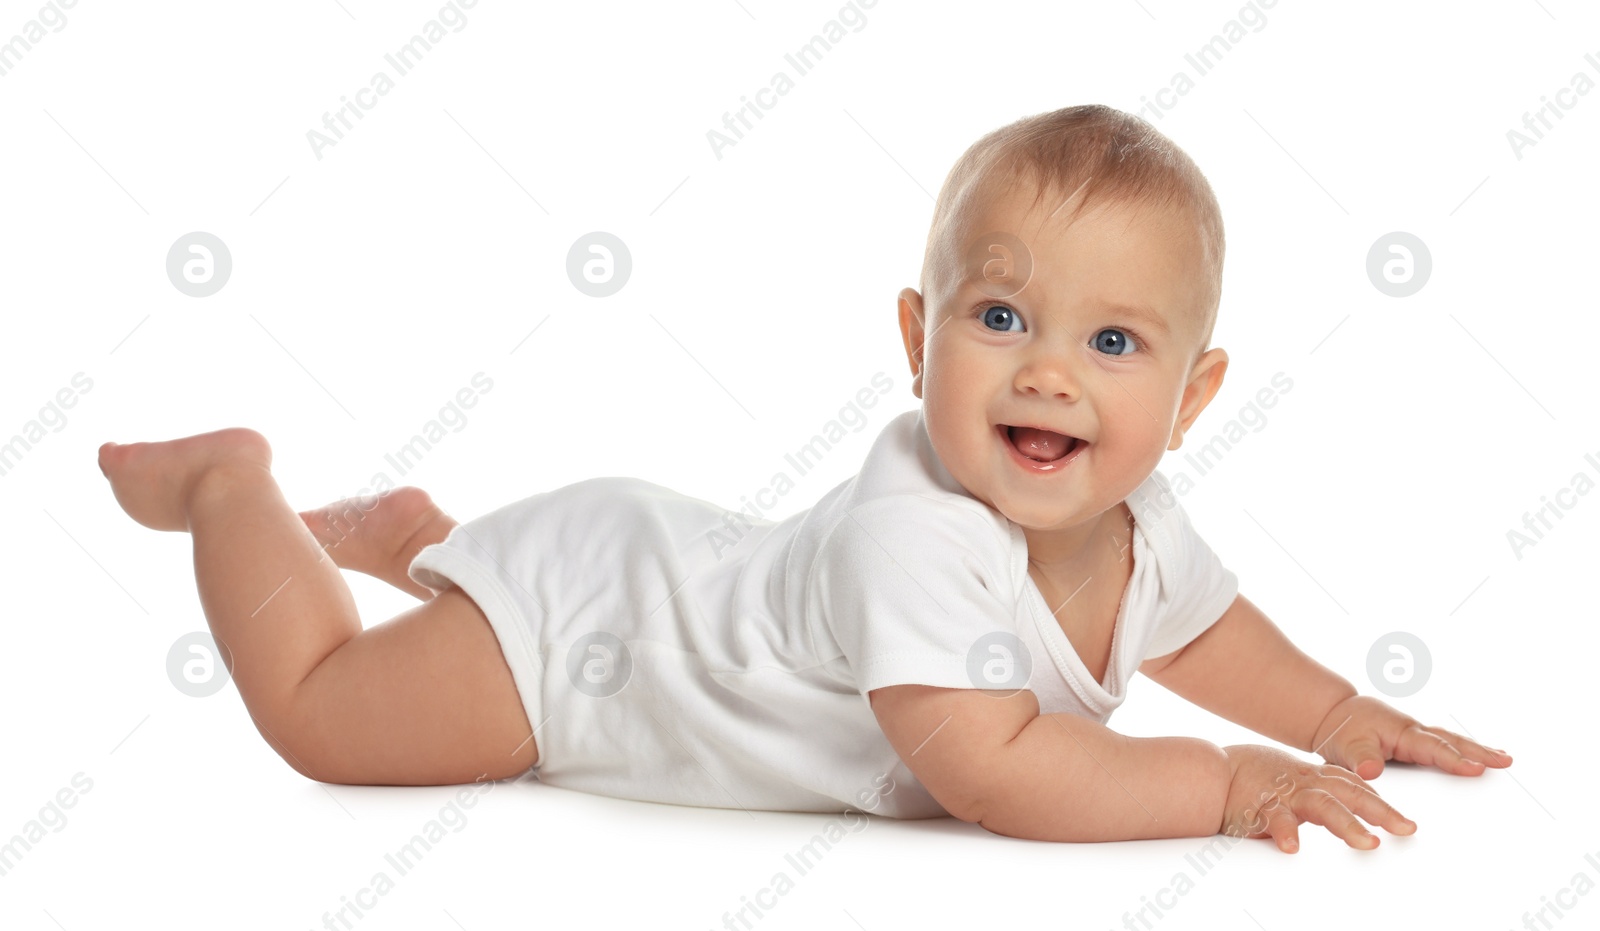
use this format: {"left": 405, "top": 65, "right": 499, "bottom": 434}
{"left": 898, "top": 104, "right": 1230, "bottom": 537}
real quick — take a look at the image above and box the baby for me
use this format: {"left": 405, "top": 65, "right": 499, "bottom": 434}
{"left": 98, "top": 104, "right": 1511, "bottom": 852}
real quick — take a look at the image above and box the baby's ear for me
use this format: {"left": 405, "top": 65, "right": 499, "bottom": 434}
{"left": 1169, "top": 347, "right": 1229, "bottom": 449}
{"left": 897, "top": 288, "right": 927, "bottom": 398}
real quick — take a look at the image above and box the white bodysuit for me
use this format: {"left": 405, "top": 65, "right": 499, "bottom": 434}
{"left": 407, "top": 406, "right": 1239, "bottom": 819}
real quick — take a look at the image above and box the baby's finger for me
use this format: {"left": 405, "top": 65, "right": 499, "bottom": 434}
{"left": 1335, "top": 736, "right": 1386, "bottom": 780}
{"left": 1324, "top": 772, "right": 1416, "bottom": 836}
{"left": 1296, "top": 788, "right": 1380, "bottom": 850}
{"left": 1398, "top": 726, "right": 1496, "bottom": 776}
{"left": 1255, "top": 797, "right": 1302, "bottom": 854}
{"left": 1318, "top": 761, "right": 1378, "bottom": 795}
{"left": 1425, "top": 727, "right": 1514, "bottom": 769}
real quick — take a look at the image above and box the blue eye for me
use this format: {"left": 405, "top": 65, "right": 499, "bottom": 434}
{"left": 1092, "top": 327, "right": 1138, "bottom": 356}
{"left": 979, "top": 304, "right": 1023, "bottom": 332}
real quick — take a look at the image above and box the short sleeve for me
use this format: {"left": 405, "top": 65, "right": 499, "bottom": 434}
{"left": 1141, "top": 490, "right": 1240, "bottom": 661}
{"left": 807, "top": 495, "right": 1025, "bottom": 696}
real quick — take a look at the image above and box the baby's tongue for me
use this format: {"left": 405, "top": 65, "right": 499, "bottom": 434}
{"left": 1010, "top": 426, "right": 1072, "bottom": 461}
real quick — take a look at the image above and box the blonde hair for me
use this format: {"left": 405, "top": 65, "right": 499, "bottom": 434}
{"left": 921, "top": 104, "right": 1224, "bottom": 363}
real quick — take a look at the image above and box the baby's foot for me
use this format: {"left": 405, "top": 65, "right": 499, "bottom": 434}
{"left": 298, "top": 486, "right": 453, "bottom": 591}
{"left": 99, "top": 429, "right": 273, "bottom": 532}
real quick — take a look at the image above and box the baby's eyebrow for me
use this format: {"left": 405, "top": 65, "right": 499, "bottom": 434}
{"left": 1104, "top": 302, "right": 1171, "bottom": 336}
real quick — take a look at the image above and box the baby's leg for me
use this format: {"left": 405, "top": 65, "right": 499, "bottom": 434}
{"left": 99, "top": 430, "right": 538, "bottom": 785}
{"left": 298, "top": 487, "right": 459, "bottom": 600}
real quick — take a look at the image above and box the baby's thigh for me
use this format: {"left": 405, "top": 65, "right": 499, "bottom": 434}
{"left": 283, "top": 586, "right": 538, "bottom": 785}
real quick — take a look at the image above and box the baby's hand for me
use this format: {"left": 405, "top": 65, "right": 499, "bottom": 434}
{"left": 1312, "top": 695, "right": 1513, "bottom": 780}
{"left": 1221, "top": 744, "right": 1414, "bottom": 853}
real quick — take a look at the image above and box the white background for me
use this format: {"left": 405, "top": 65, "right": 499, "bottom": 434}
{"left": 1, "top": 0, "right": 1594, "bottom": 928}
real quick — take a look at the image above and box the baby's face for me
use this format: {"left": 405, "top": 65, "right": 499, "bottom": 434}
{"left": 898, "top": 186, "right": 1228, "bottom": 539}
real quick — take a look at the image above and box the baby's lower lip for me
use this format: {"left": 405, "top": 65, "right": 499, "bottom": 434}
{"left": 997, "top": 424, "right": 1086, "bottom": 473}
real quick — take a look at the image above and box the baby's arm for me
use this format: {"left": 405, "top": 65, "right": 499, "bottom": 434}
{"left": 1141, "top": 592, "right": 1358, "bottom": 754}
{"left": 870, "top": 684, "right": 1229, "bottom": 840}
{"left": 1143, "top": 592, "right": 1512, "bottom": 778}
{"left": 872, "top": 681, "right": 1413, "bottom": 847}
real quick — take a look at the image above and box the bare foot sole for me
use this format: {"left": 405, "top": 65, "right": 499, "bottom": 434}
{"left": 99, "top": 428, "right": 273, "bottom": 532}
{"left": 299, "top": 486, "right": 455, "bottom": 594}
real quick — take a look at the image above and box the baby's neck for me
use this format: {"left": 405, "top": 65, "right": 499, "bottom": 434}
{"left": 1022, "top": 501, "right": 1135, "bottom": 584}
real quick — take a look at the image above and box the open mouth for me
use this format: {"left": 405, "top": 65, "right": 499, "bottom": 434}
{"left": 998, "top": 423, "right": 1084, "bottom": 466}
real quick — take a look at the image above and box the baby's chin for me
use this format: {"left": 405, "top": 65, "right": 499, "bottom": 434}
{"left": 988, "top": 493, "right": 1107, "bottom": 535}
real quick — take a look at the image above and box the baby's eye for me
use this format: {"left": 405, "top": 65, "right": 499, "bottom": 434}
{"left": 1091, "top": 327, "right": 1139, "bottom": 356}
{"left": 979, "top": 304, "right": 1023, "bottom": 332}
